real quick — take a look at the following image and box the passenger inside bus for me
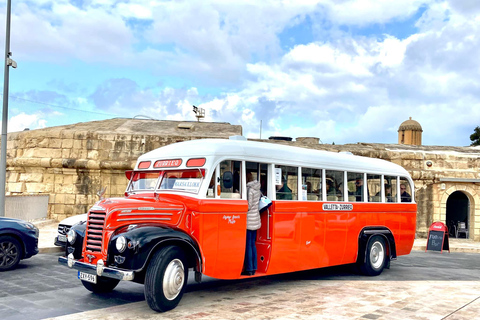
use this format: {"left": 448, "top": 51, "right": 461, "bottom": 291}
{"left": 276, "top": 176, "right": 292, "bottom": 200}
{"left": 400, "top": 184, "right": 412, "bottom": 202}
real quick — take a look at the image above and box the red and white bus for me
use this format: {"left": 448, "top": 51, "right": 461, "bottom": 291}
{"left": 59, "top": 136, "right": 417, "bottom": 312}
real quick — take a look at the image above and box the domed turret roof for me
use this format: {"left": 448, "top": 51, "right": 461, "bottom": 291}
{"left": 398, "top": 117, "right": 423, "bottom": 132}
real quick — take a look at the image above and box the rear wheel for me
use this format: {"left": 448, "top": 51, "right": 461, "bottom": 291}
{"left": 81, "top": 276, "right": 120, "bottom": 293}
{"left": 359, "top": 235, "right": 387, "bottom": 276}
{"left": 144, "top": 246, "right": 188, "bottom": 312}
{"left": 0, "top": 236, "right": 22, "bottom": 271}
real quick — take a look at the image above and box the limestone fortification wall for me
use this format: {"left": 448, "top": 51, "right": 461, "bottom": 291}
{"left": 272, "top": 139, "right": 480, "bottom": 240}
{"left": 5, "top": 119, "right": 242, "bottom": 222}
{"left": 4, "top": 118, "right": 480, "bottom": 240}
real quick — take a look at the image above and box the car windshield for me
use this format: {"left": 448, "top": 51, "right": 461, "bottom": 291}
{"left": 158, "top": 169, "right": 205, "bottom": 193}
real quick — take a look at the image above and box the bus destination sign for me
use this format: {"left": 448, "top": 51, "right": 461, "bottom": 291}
{"left": 322, "top": 203, "right": 353, "bottom": 211}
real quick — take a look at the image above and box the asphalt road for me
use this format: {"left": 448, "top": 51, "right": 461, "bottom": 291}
{"left": 1, "top": 251, "right": 480, "bottom": 320}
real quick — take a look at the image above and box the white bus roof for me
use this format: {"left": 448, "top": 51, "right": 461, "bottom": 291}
{"left": 137, "top": 138, "right": 410, "bottom": 177}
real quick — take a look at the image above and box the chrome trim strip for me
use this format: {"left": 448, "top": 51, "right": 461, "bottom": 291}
{"left": 117, "top": 218, "right": 172, "bottom": 221}
{"left": 58, "top": 256, "right": 134, "bottom": 281}
{"left": 110, "top": 207, "right": 183, "bottom": 214}
{"left": 364, "top": 229, "right": 390, "bottom": 234}
{"left": 118, "top": 212, "right": 174, "bottom": 217}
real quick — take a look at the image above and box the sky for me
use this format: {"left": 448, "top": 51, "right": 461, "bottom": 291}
{"left": 0, "top": 0, "right": 479, "bottom": 146}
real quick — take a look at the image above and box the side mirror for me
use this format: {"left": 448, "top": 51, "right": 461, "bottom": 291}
{"left": 222, "top": 171, "right": 233, "bottom": 189}
{"left": 125, "top": 170, "right": 133, "bottom": 180}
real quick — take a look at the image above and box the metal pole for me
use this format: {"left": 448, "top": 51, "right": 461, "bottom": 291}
{"left": 0, "top": 0, "right": 12, "bottom": 217}
{"left": 260, "top": 120, "right": 262, "bottom": 139}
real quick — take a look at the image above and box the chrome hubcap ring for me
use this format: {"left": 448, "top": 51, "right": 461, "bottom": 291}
{"left": 163, "top": 258, "right": 185, "bottom": 300}
{"left": 370, "top": 241, "right": 384, "bottom": 270}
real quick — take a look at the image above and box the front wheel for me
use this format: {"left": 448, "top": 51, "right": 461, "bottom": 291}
{"left": 81, "top": 276, "right": 120, "bottom": 293}
{"left": 359, "top": 235, "right": 387, "bottom": 276}
{"left": 144, "top": 246, "right": 188, "bottom": 312}
{"left": 0, "top": 236, "right": 22, "bottom": 271}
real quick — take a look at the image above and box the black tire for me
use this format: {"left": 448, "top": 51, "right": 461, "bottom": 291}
{"left": 359, "top": 235, "right": 387, "bottom": 276}
{"left": 81, "top": 276, "right": 120, "bottom": 293}
{"left": 144, "top": 246, "right": 188, "bottom": 312}
{"left": 0, "top": 236, "right": 22, "bottom": 271}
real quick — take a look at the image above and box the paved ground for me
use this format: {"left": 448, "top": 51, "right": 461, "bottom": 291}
{"left": 2, "top": 250, "right": 480, "bottom": 320}
{"left": 3, "top": 220, "right": 474, "bottom": 320}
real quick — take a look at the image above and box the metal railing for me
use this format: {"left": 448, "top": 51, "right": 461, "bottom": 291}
{"left": 5, "top": 195, "right": 49, "bottom": 221}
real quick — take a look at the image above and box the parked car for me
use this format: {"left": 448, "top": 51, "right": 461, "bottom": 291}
{"left": 54, "top": 213, "right": 87, "bottom": 247}
{"left": 0, "top": 217, "right": 39, "bottom": 271}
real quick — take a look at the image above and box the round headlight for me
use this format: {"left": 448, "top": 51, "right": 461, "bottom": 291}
{"left": 116, "top": 236, "right": 127, "bottom": 253}
{"left": 67, "top": 229, "right": 76, "bottom": 244}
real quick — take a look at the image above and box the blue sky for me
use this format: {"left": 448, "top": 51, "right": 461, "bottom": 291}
{"left": 1, "top": 0, "right": 480, "bottom": 146}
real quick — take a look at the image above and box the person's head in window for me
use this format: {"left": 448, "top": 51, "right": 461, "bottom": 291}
{"left": 400, "top": 183, "right": 411, "bottom": 202}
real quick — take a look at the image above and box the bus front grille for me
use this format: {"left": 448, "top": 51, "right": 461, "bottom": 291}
{"left": 85, "top": 211, "right": 106, "bottom": 252}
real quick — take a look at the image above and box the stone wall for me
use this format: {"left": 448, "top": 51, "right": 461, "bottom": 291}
{"left": 4, "top": 118, "right": 480, "bottom": 240}
{"left": 5, "top": 119, "right": 242, "bottom": 222}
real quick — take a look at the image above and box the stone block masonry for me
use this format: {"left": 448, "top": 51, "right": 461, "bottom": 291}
{"left": 4, "top": 118, "right": 242, "bottom": 221}
{"left": 4, "top": 118, "right": 480, "bottom": 241}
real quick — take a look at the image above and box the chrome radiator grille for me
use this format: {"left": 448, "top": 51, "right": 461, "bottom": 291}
{"left": 85, "top": 211, "right": 106, "bottom": 252}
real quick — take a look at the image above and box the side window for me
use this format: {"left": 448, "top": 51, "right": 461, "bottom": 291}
{"left": 302, "top": 168, "right": 322, "bottom": 201}
{"left": 385, "top": 176, "right": 397, "bottom": 202}
{"left": 220, "top": 160, "right": 241, "bottom": 199}
{"left": 206, "top": 169, "right": 216, "bottom": 198}
{"left": 246, "top": 162, "right": 269, "bottom": 195}
{"left": 347, "top": 172, "right": 364, "bottom": 202}
{"left": 275, "top": 165, "right": 298, "bottom": 200}
{"left": 325, "top": 170, "right": 344, "bottom": 201}
{"left": 368, "top": 174, "right": 381, "bottom": 202}
{"left": 400, "top": 177, "right": 413, "bottom": 203}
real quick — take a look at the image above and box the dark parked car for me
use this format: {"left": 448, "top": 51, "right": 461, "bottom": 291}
{"left": 0, "top": 217, "right": 39, "bottom": 271}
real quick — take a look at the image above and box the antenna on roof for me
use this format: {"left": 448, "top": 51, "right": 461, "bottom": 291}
{"left": 192, "top": 105, "right": 205, "bottom": 122}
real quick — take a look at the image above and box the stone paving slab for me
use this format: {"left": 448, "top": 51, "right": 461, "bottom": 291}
{"left": 43, "top": 279, "right": 480, "bottom": 320}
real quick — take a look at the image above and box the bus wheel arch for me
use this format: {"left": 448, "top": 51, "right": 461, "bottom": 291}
{"left": 357, "top": 228, "right": 396, "bottom": 276}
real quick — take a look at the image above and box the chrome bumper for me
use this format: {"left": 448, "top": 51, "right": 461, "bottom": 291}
{"left": 58, "top": 254, "right": 134, "bottom": 281}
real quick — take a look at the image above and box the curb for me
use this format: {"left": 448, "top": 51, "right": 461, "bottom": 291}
{"left": 40, "top": 246, "right": 63, "bottom": 254}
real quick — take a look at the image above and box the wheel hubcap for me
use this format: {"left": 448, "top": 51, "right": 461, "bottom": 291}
{"left": 163, "top": 258, "right": 185, "bottom": 300}
{"left": 0, "top": 241, "right": 18, "bottom": 267}
{"left": 370, "top": 241, "right": 385, "bottom": 270}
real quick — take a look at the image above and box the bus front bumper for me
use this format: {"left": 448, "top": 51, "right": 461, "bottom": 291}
{"left": 58, "top": 254, "right": 135, "bottom": 281}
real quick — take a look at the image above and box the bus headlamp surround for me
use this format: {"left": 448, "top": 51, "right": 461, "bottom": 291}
{"left": 67, "top": 229, "right": 76, "bottom": 244}
{"left": 116, "top": 236, "right": 127, "bottom": 253}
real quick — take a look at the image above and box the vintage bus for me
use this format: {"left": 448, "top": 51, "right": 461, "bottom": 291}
{"left": 59, "top": 136, "right": 417, "bottom": 312}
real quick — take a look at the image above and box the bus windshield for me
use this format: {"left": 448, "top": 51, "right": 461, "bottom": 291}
{"left": 158, "top": 169, "right": 205, "bottom": 193}
{"left": 128, "top": 171, "right": 162, "bottom": 192}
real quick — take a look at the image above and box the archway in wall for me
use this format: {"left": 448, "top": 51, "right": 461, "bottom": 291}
{"left": 446, "top": 191, "right": 469, "bottom": 238}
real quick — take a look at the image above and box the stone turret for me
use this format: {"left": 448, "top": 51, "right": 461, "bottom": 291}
{"left": 398, "top": 117, "right": 423, "bottom": 145}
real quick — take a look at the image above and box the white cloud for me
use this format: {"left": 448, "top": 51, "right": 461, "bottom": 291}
{"left": 7, "top": 112, "right": 47, "bottom": 133}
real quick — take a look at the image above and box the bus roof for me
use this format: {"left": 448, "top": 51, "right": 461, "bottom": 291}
{"left": 137, "top": 138, "right": 410, "bottom": 176}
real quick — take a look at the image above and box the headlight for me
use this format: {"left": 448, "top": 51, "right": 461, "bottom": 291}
{"left": 67, "top": 229, "right": 76, "bottom": 244}
{"left": 116, "top": 236, "right": 127, "bottom": 253}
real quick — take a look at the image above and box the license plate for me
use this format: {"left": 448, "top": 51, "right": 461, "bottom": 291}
{"left": 58, "top": 235, "right": 67, "bottom": 242}
{"left": 78, "top": 271, "right": 97, "bottom": 284}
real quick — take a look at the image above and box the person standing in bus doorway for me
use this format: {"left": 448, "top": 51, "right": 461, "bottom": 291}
{"left": 400, "top": 184, "right": 412, "bottom": 202}
{"left": 243, "top": 173, "right": 261, "bottom": 276}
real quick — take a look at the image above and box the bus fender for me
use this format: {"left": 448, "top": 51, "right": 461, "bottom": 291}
{"left": 357, "top": 227, "right": 397, "bottom": 266}
{"left": 107, "top": 224, "right": 202, "bottom": 278}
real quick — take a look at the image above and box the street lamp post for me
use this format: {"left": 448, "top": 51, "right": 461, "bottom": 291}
{"left": 0, "top": 0, "right": 16, "bottom": 217}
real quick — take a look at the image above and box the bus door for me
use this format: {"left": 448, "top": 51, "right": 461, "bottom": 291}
{"left": 246, "top": 161, "right": 272, "bottom": 274}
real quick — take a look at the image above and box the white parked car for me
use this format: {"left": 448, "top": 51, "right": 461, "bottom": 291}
{"left": 54, "top": 213, "right": 87, "bottom": 247}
